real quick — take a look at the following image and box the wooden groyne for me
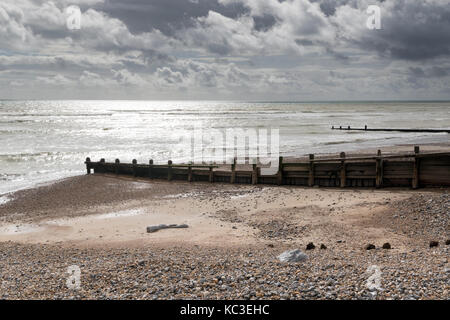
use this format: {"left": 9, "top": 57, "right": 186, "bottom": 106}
{"left": 332, "top": 125, "right": 450, "bottom": 133}
{"left": 85, "top": 146, "right": 450, "bottom": 189}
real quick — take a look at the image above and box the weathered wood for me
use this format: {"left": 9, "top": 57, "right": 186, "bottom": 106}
{"left": 132, "top": 159, "right": 137, "bottom": 177}
{"left": 115, "top": 159, "right": 120, "bottom": 175}
{"left": 85, "top": 146, "right": 450, "bottom": 189}
{"left": 412, "top": 146, "right": 420, "bottom": 189}
{"left": 149, "top": 159, "right": 153, "bottom": 178}
{"left": 282, "top": 165, "right": 309, "bottom": 172}
{"left": 375, "top": 150, "right": 383, "bottom": 188}
{"left": 167, "top": 160, "right": 172, "bottom": 181}
{"left": 308, "top": 154, "right": 315, "bottom": 187}
{"left": 340, "top": 152, "right": 346, "bottom": 188}
{"left": 85, "top": 157, "right": 91, "bottom": 174}
{"left": 287, "top": 151, "right": 450, "bottom": 164}
{"left": 277, "top": 156, "right": 283, "bottom": 185}
{"left": 231, "top": 157, "right": 236, "bottom": 184}
{"left": 252, "top": 164, "right": 258, "bottom": 185}
{"left": 419, "top": 156, "right": 450, "bottom": 186}
{"left": 209, "top": 166, "right": 214, "bottom": 183}
{"left": 99, "top": 158, "right": 105, "bottom": 173}
{"left": 188, "top": 164, "right": 193, "bottom": 182}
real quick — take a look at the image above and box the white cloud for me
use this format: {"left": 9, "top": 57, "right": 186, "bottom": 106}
{"left": 0, "top": 0, "right": 449, "bottom": 100}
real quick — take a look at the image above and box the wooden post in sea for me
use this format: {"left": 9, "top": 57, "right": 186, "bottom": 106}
{"left": 365, "top": 125, "right": 367, "bottom": 131}
{"left": 412, "top": 146, "right": 420, "bottom": 189}
{"left": 308, "top": 154, "right": 315, "bottom": 187}
{"left": 168, "top": 160, "right": 173, "bottom": 181}
{"left": 340, "top": 152, "right": 346, "bottom": 188}
{"left": 132, "top": 159, "right": 137, "bottom": 177}
{"left": 209, "top": 166, "right": 214, "bottom": 183}
{"left": 115, "top": 159, "right": 120, "bottom": 175}
{"left": 375, "top": 150, "right": 383, "bottom": 188}
{"left": 85, "top": 157, "right": 91, "bottom": 174}
{"left": 149, "top": 159, "right": 153, "bottom": 178}
{"left": 252, "top": 163, "right": 258, "bottom": 185}
{"left": 188, "top": 164, "right": 193, "bottom": 182}
{"left": 231, "top": 157, "right": 236, "bottom": 184}
{"left": 277, "top": 156, "right": 283, "bottom": 185}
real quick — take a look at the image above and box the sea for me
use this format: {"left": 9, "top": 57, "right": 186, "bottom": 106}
{"left": 0, "top": 100, "right": 449, "bottom": 195}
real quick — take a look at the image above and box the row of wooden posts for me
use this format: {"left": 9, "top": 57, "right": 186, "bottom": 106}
{"left": 85, "top": 146, "right": 450, "bottom": 189}
{"left": 331, "top": 125, "right": 450, "bottom": 133}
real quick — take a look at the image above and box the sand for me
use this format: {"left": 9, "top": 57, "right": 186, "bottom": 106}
{"left": 0, "top": 144, "right": 448, "bottom": 300}
{"left": 0, "top": 174, "right": 425, "bottom": 249}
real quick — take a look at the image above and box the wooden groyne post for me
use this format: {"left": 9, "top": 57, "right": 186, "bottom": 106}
{"left": 132, "top": 159, "right": 137, "bottom": 177}
{"left": 149, "top": 159, "right": 154, "bottom": 178}
{"left": 115, "top": 159, "right": 120, "bottom": 175}
{"left": 375, "top": 150, "right": 383, "bottom": 188}
{"left": 252, "top": 163, "right": 258, "bottom": 185}
{"left": 412, "top": 146, "right": 420, "bottom": 189}
{"left": 188, "top": 164, "right": 193, "bottom": 182}
{"left": 277, "top": 156, "right": 283, "bottom": 185}
{"left": 308, "top": 154, "right": 315, "bottom": 187}
{"left": 209, "top": 166, "right": 214, "bottom": 183}
{"left": 231, "top": 157, "right": 236, "bottom": 184}
{"left": 168, "top": 160, "right": 173, "bottom": 181}
{"left": 340, "top": 152, "right": 346, "bottom": 188}
{"left": 85, "top": 157, "right": 91, "bottom": 174}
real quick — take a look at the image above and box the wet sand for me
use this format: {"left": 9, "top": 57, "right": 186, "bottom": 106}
{"left": 0, "top": 174, "right": 429, "bottom": 249}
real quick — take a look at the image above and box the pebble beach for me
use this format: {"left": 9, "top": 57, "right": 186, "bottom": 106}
{"left": 0, "top": 174, "right": 448, "bottom": 300}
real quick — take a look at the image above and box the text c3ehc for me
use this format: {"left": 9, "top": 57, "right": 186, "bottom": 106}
{"left": 224, "top": 304, "right": 270, "bottom": 315}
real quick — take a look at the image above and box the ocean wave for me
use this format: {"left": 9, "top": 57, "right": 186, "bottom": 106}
{"left": 0, "top": 173, "right": 22, "bottom": 181}
{"left": 323, "top": 138, "right": 373, "bottom": 145}
{"left": 0, "top": 113, "right": 112, "bottom": 117}
{"left": 0, "top": 152, "right": 65, "bottom": 162}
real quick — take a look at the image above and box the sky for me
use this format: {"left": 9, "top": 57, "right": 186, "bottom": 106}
{"left": 0, "top": 0, "right": 449, "bottom": 101}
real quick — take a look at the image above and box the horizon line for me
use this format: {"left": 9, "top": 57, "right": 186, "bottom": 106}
{"left": 1, "top": 99, "right": 450, "bottom": 103}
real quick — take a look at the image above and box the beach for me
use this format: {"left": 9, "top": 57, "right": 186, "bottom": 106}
{"left": 1, "top": 0, "right": 449, "bottom": 305}
{"left": 0, "top": 159, "right": 448, "bottom": 299}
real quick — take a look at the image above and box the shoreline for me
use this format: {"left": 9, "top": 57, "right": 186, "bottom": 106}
{"left": 2, "top": 141, "right": 449, "bottom": 197}
{"left": 0, "top": 143, "right": 448, "bottom": 300}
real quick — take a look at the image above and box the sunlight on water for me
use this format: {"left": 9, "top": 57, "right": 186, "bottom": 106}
{"left": 0, "top": 100, "right": 449, "bottom": 194}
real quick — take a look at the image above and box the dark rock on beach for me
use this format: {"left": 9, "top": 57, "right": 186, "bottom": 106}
{"left": 429, "top": 241, "right": 439, "bottom": 248}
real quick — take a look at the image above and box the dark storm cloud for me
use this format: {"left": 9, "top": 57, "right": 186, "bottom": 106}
{"left": 252, "top": 14, "right": 277, "bottom": 31}
{"left": 339, "top": 0, "right": 450, "bottom": 61}
{"left": 94, "top": 0, "right": 248, "bottom": 36}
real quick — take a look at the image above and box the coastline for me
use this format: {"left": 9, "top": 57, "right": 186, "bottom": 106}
{"left": 0, "top": 142, "right": 448, "bottom": 299}
{"left": 1, "top": 140, "right": 449, "bottom": 197}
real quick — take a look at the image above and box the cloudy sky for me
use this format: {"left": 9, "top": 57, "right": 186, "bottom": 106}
{"left": 1, "top": 0, "right": 449, "bottom": 100}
